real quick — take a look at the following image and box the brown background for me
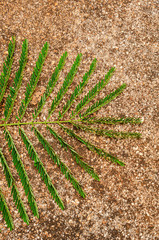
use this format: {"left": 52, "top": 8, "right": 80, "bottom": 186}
{"left": 0, "top": 0, "right": 158, "bottom": 239}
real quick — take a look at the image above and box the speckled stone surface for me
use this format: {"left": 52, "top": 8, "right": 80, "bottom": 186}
{"left": 0, "top": 0, "right": 158, "bottom": 239}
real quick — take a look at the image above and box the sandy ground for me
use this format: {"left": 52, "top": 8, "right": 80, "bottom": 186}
{"left": 0, "top": 0, "right": 158, "bottom": 239}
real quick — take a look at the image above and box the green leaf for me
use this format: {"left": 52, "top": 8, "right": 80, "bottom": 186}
{"left": 0, "top": 149, "right": 30, "bottom": 224}
{"left": 81, "top": 116, "right": 142, "bottom": 125}
{"left": 33, "top": 52, "right": 68, "bottom": 120}
{"left": 0, "top": 37, "right": 142, "bottom": 231}
{"left": 81, "top": 83, "right": 127, "bottom": 119}
{"left": 19, "top": 127, "right": 65, "bottom": 210}
{"left": 0, "top": 36, "right": 16, "bottom": 103}
{"left": 3, "top": 39, "right": 28, "bottom": 122}
{"left": 70, "top": 67, "right": 115, "bottom": 119}
{"left": 4, "top": 128, "right": 39, "bottom": 218}
{"left": 17, "top": 42, "right": 49, "bottom": 121}
{"left": 59, "top": 124, "right": 125, "bottom": 166}
{"left": 33, "top": 127, "right": 86, "bottom": 198}
{"left": 72, "top": 123, "right": 141, "bottom": 139}
{"left": 47, "top": 125, "right": 100, "bottom": 180}
{"left": 0, "top": 187, "right": 14, "bottom": 230}
{"left": 47, "top": 53, "right": 82, "bottom": 119}
{"left": 59, "top": 58, "right": 97, "bottom": 119}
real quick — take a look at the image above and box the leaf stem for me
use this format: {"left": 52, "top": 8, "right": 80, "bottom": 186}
{"left": 0, "top": 119, "right": 82, "bottom": 127}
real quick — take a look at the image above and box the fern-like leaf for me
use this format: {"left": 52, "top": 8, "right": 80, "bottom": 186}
{"left": 2, "top": 39, "right": 28, "bottom": 122}
{"left": 46, "top": 125, "right": 99, "bottom": 180}
{"left": 58, "top": 58, "right": 97, "bottom": 119}
{"left": 70, "top": 67, "right": 115, "bottom": 119}
{"left": 19, "top": 127, "right": 65, "bottom": 210}
{"left": 0, "top": 149, "right": 30, "bottom": 224}
{"left": 59, "top": 124, "right": 125, "bottom": 166}
{"left": 33, "top": 127, "right": 86, "bottom": 198}
{"left": 33, "top": 52, "right": 68, "bottom": 120}
{"left": 47, "top": 53, "right": 82, "bottom": 119}
{"left": 0, "top": 36, "right": 16, "bottom": 103}
{"left": 4, "top": 128, "right": 39, "bottom": 218}
{"left": 0, "top": 187, "right": 14, "bottom": 230}
{"left": 17, "top": 42, "right": 49, "bottom": 121}
{"left": 0, "top": 38, "right": 142, "bottom": 230}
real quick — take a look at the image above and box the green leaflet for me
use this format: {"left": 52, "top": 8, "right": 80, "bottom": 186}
{"left": 17, "top": 42, "right": 49, "bottom": 121}
{"left": 33, "top": 127, "right": 86, "bottom": 198}
{"left": 81, "top": 117, "right": 142, "bottom": 125}
{"left": 0, "top": 187, "right": 14, "bottom": 230}
{"left": 19, "top": 127, "right": 65, "bottom": 210}
{"left": 81, "top": 83, "right": 127, "bottom": 119}
{"left": 0, "top": 149, "right": 29, "bottom": 224}
{"left": 59, "top": 124, "right": 125, "bottom": 166}
{"left": 0, "top": 36, "right": 16, "bottom": 103}
{"left": 0, "top": 149, "right": 13, "bottom": 188}
{"left": 4, "top": 128, "right": 39, "bottom": 218}
{"left": 47, "top": 53, "right": 82, "bottom": 119}
{"left": 70, "top": 67, "right": 116, "bottom": 119}
{"left": 58, "top": 58, "right": 97, "bottom": 120}
{"left": 2, "top": 39, "right": 28, "bottom": 122}
{"left": 33, "top": 51, "right": 68, "bottom": 120}
{"left": 46, "top": 125, "right": 100, "bottom": 180}
{"left": 72, "top": 123, "right": 142, "bottom": 139}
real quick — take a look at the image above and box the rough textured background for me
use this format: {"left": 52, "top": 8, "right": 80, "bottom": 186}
{"left": 0, "top": 0, "right": 158, "bottom": 239}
